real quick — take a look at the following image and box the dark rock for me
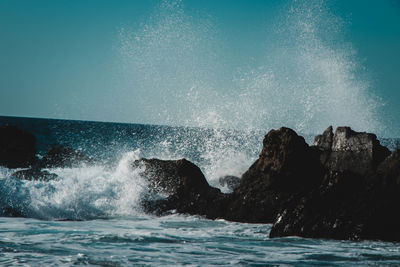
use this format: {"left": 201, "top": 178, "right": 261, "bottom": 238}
{"left": 361, "top": 149, "right": 400, "bottom": 241}
{"left": 313, "top": 126, "right": 333, "bottom": 151}
{"left": 129, "top": 126, "right": 400, "bottom": 242}
{"left": 313, "top": 126, "right": 333, "bottom": 164}
{"left": 134, "top": 158, "right": 229, "bottom": 219}
{"left": 270, "top": 127, "right": 398, "bottom": 242}
{"left": 269, "top": 170, "right": 371, "bottom": 240}
{"left": 313, "top": 126, "right": 391, "bottom": 175}
{"left": 0, "top": 125, "right": 37, "bottom": 168}
{"left": 40, "top": 145, "right": 93, "bottom": 168}
{"left": 13, "top": 167, "right": 58, "bottom": 182}
{"left": 225, "top": 127, "right": 324, "bottom": 223}
{"left": 218, "top": 175, "right": 240, "bottom": 191}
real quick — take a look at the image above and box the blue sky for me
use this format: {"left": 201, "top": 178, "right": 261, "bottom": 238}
{"left": 1, "top": 0, "right": 399, "bottom": 136}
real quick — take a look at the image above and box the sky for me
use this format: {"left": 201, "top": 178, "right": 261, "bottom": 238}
{"left": 0, "top": 0, "right": 399, "bottom": 136}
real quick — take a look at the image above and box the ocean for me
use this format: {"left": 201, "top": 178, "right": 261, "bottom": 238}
{"left": 0, "top": 116, "right": 399, "bottom": 266}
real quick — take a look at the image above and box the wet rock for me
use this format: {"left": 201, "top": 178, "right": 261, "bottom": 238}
{"left": 218, "top": 175, "right": 240, "bottom": 191}
{"left": 134, "top": 158, "right": 229, "bottom": 219}
{"left": 12, "top": 167, "right": 58, "bottom": 182}
{"left": 269, "top": 170, "right": 371, "bottom": 240}
{"left": 0, "top": 125, "right": 37, "bottom": 168}
{"left": 314, "top": 126, "right": 390, "bottom": 175}
{"left": 270, "top": 127, "right": 398, "bottom": 241}
{"left": 313, "top": 126, "right": 333, "bottom": 151}
{"left": 40, "top": 145, "right": 93, "bottom": 168}
{"left": 225, "top": 127, "right": 324, "bottom": 223}
{"left": 130, "top": 126, "right": 400, "bottom": 242}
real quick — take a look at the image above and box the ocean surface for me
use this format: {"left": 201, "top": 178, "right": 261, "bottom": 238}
{"left": 0, "top": 116, "right": 400, "bottom": 266}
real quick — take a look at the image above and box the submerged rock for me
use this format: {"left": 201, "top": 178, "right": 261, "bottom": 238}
{"left": 0, "top": 125, "right": 37, "bottom": 168}
{"left": 12, "top": 168, "right": 58, "bottom": 182}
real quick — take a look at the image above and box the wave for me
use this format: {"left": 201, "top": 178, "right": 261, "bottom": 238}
{"left": 0, "top": 142, "right": 253, "bottom": 220}
{"left": 0, "top": 151, "right": 147, "bottom": 220}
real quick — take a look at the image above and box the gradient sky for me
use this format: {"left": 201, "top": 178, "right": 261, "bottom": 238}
{"left": 1, "top": 0, "right": 399, "bottom": 136}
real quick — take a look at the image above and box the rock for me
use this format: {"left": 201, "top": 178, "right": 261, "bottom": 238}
{"left": 218, "top": 175, "right": 240, "bottom": 191}
{"left": 134, "top": 158, "right": 228, "bottom": 219}
{"left": 0, "top": 125, "right": 37, "bottom": 168}
{"left": 269, "top": 170, "right": 371, "bottom": 240}
{"left": 270, "top": 127, "right": 398, "bottom": 242}
{"left": 313, "top": 126, "right": 391, "bottom": 175}
{"left": 313, "top": 126, "right": 333, "bottom": 150}
{"left": 361, "top": 149, "right": 400, "bottom": 241}
{"left": 12, "top": 168, "right": 58, "bottom": 182}
{"left": 129, "top": 126, "right": 399, "bottom": 242}
{"left": 224, "top": 127, "right": 324, "bottom": 223}
{"left": 40, "top": 145, "right": 93, "bottom": 168}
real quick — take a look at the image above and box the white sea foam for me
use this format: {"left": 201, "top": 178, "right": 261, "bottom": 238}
{"left": 0, "top": 151, "right": 150, "bottom": 220}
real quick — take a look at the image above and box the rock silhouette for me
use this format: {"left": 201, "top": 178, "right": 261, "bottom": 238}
{"left": 135, "top": 126, "right": 400, "bottom": 242}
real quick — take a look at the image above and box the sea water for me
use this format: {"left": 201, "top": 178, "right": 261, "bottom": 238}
{"left": 0, "top": 116, "right": 399, "bottom": 266}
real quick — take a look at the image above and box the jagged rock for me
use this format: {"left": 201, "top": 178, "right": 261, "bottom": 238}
{"left": 40, "top": 145, "right": 93, "bottom": 168}
{"left": 219, "top": 175, "right": 240, "bottom": 191}
{"left": 270, "top": 127, "right": 397, "bottom": 241}
{"left": 224, "top": 127, "right": 324, "bottom": 223}
{"left": 313, "top": 126, "right": 333, "bottom": 150}
{"left": 134, "top": 158, "right": 229, "bottom": 219}
{"left": 12, "top": 168, "right": 58, "bottom": 182}
{"left": 130, "top": 126, "right": 399, "bottom": 242}
{"left": 313, "top": 126, "right": 390, "bottom": 175}
{"left": 0, "top": 125, "right": 37, "bottom": 168}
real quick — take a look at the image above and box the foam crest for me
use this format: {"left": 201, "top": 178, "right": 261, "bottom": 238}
{"left": 0, "top": 151, "right": 148, "bottom": 220}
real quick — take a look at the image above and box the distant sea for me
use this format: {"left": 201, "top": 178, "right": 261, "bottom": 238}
{"left": 0, "top": 116, "right": 399, "bottom": 266}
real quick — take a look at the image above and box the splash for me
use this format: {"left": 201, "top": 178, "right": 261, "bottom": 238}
{"left": 0, "top": 151, "right": 149, "bottom": 220}
{"left": 118, "top": 0, "right": 384, "bottom": 135}
{"left": 239, "top": 0, "right": 384, "bottom": 134}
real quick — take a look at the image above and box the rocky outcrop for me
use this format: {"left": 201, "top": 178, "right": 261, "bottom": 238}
{"left": 0, "top": 125, "right": 95, "bottom": 181}
{"left": 134, "top": 126, "right": 400, "bottom": 242}
{"left": 135, "top": 128, "right": 325, "bottom": 223}
{"left": 0, "top": 125, "right": 37, "bottom": 168}
{"left": 269, "top": 126, "right": 396, "bottom": 241}
{"left": 224, "top": 127, "right": 324, "bottom": 223}
{"left": 9, "top": 144, "right": 94, "bottom": 182}
{"left": 313, "top": 126, "right": 390, "bottom": 175}
{"left": 134, "top": 158, "right": 229, "bottom": 219}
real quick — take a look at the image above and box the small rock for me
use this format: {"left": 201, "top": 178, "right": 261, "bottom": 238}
{"left": 13, "top": 168, "right": 58, "bottom": 182}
